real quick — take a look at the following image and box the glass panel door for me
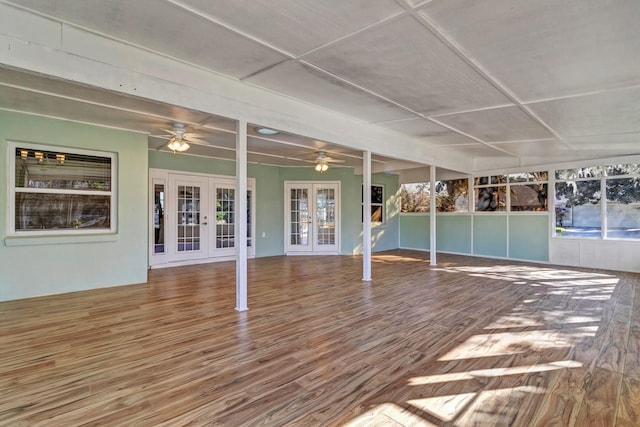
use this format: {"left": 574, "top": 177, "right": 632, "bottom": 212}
{"left": 170, "top": 176, "right": 209, "bottom": 261}
{"left": 153, "top": 183, "right": 165, "bottom": 254}
{"left": 285, "top": 182, "right": 339, "bottom": 254}
{"left": 286, "top": 185, "right": 312, "bottom": 252}
{"left": 313, "top": 184, "right": 338, "bottom": 252}
{"left": 215, "top": 187, "right": 235, "bottom": 254}
{"left": 177, "top": 184, "right": 201, "bottom": 252}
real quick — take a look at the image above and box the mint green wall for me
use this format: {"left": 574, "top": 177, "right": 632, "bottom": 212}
{"left": 278, "top": 168, "right": 400, "bottom": 254}
{"left": 473, "top": 216, "right": 508, "bottom": 257}
{"left": 436, "top": 215, "right": 472, "bottom": 254}
{"left": 0, "top": 111, "right": 148, "bottom": 301}
{"left": 148, "top": 153, "right": 400, "bottom": 256}
{"left": 509, "top": 215, "right": 549, "bottom": 261}
{"left": 400, "top": 213, "right": 550, "bottom": 262}
{"left": 399, "top": 214, "right": 430, "bottom": 250}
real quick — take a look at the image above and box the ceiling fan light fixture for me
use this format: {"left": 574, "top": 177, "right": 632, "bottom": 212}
{"left": 315, "top": 162, "right": 328, "bottom": 172}
{"left": 167, "top": 137, "right": 190, "bottom": 152}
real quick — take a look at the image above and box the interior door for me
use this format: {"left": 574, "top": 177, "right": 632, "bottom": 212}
{"left": 285, "top": 182, "right": 339, "bottom": 254}
{"left": 169, "top": 175, "right": 209, "bottom": 261}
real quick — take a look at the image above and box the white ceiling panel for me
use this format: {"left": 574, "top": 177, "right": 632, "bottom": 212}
{"left": 426, "top": 133, "right": 480, "bottom": 146}
{"left": 246, "top": 61, "right": 415, "bottom": 123}
{"left": 441, "top": 143, "right": 513, "bottom": 158}
{"left": 488, "top": 139, "right": 567, "bottom": 158}
{"left": 527, "top": 87, "right": 640, "bottom": 138}
{"left": 433, "top": 106, "right": 554, "bottom": 142}
{"left": 305, "top": 15, "right": 512, "bottom": 116}
{"left": 420, "top": 0, "right": 640, "bottom": 101}
{"left": 566, "top": 133, "right": 640, "bottom": 154}
{"left": 8, "top": 0, "right": 287, "bottom": 78}
{"left": 375, "top": 117, "right": 451, "bottom": 137}
{"left": 179, "top": 0, "right": 404, "bottom": 56}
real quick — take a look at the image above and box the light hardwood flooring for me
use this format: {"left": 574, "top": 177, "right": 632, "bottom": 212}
{"left": 1, "top": 250, "right": 639, "bottom": 426}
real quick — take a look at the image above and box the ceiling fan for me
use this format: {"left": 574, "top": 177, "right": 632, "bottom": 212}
{"left": 311, "top": 151, "right": 345, "bottom": 172}
{"left": 151, "top": 123, "right": 208, "bottom": 152}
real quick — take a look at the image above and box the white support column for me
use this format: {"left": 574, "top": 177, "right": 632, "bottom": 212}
{"left": 235, "top": 119, "right": 248, "bottom": 311}
{"left": 363, "top": 151, "right": 372, "bottom": 281}
{"left": 430, "top": 165, "right": 437, "bottom": 266}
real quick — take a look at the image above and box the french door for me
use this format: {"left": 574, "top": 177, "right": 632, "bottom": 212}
{"left": 149, "top": 169, "right": 254, "bottom": 268}
{"left": 285, "top": 181, "right": 340, "bottom": 254}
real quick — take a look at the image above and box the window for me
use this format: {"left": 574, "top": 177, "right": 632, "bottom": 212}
{"left": 555, "top": 164, "right": 640, "bottom": 239}
{"left": 474, "top": 175, "right": 507, "bottom": 212}
{"left": 9, "top": 143, "right": 116, "bottom": 235}
{"left": 508, "top": 171, "right": 548, "bottom": 212}
{"left": 473, "top": 172, "right": 548, "bottom": 212}
{"left": 362, "top": 184, "right": 384, "bottom": 223}
{"left": 400, "top": 179, "right": 469, "bottom": 213}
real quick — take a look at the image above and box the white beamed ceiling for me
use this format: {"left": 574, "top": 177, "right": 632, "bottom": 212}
{"left": 0, "top": 0, "right": 639, "bottom": 174}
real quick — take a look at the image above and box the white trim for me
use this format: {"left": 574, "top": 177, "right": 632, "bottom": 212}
{"left": 148, "top": 168, "right": 256, "bottom": 268}
{"left": 284, "top": 181, "right": 341, "bottom": 255}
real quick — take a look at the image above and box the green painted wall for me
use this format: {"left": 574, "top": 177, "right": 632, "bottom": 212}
{"left": 473, "top": 215, "right": 508, "bottom": 258}
{"left": 399, "top": 214, "right": 430, "bottom": 250}
{"left": 278, "top": 168, "right": 400, "bottom": 254}
{"left": 509, "top": 215, "right": 549, "bottom": 261}
{"left": 0, "top": 111, "right": 148, "bottom": 301}
{"left": 149, "top": 153, "right": 401, "bottom": 256}
{"left": 436, "top": 215, "right": 472, "bottom": 254}
{"left": 148, "top": 151, "right": 283, "bottom": 257}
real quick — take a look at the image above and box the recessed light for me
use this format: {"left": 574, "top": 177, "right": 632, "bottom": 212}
{"left": 256, "top": 127, "right": 279, "bottom": 135}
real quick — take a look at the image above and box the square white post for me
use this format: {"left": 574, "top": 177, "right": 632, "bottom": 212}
{"left": 235, "top": 119, "right": 248, "bottom": 311}
{"left": 363, "top": 150, "right": 372, "bottom": 281}
{"left": 430, "top": 165, "right": 437, "bottom": 266}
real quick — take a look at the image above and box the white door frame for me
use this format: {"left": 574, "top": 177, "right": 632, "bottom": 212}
{"left": 149, "top": 168, "right": 255, "bottom": 268}
{"left": 284, "top": 181, "right": 341, "bottom": 255}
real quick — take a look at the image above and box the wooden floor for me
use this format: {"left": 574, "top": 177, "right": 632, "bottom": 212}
{"left": 1, "top": 250, "right": 639, "bottom": 426}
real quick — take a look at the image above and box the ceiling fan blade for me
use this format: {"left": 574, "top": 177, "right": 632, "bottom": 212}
{"left": 185, "top": 137, "right": 210, "bottom": 145}
{"left": 326, "top": 158, "right": 346, "bottom": 163}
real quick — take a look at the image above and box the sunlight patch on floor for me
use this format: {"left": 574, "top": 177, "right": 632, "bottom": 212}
{"left": 438, "top": 328, "right": 593, "bottom": 361}
{"left": 342, "top": 402, "right": 439, "bottom": 427}
{"left": 408, "top": 360, "right": 582, "bottom": 385}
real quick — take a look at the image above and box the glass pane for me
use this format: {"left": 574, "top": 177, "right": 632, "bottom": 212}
{"left": 510, "top": 184, "right": 548, "bottom": 211}
{"left": 555, "top": 181, "right": 601, "bottom": 237}
{"left": 316, "top": 188, "right": 335, "bottom": 245}
{"left": 436, "top": 179, "right": 469, "bottom": 212}
{"left": 216, "top": 187, "right": 235, "bottom": 249}
{"left": 15, "top": 193, "right": 110, "bottom": 230}
{"left": 606, "top": 163, "right": 640, "bottom": 176}
{"left": 475, "top": 187, "right": 507, "bottom": 212}
{"left": 555, "top": 167, "right": 602, "bottom": 180}
{"left": 290, "top": 188, "right": 309, "bottom": 246}
{"left": 371, "top": 185, "right": 384, "bottom": 204}
{"left": 15, "top": 147, "right": 111, "bottom": 191}
{"left": 154, "top": 184, "right": 165, "bottom": 254}
{"left": 177, "top": 185, "right": 201, "bottom": 252}
{"left": 606, "top": 178, "right": 640, "bottom": 239}
{"left": 400, "top": 182, "right": 430, "bottom": 213}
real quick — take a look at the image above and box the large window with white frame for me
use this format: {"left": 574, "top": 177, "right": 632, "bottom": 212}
{"left": 399, "top": 178, "right": 470, "bottom": 213}
{"left": 9, "top": 142, "right": 116, "bottom": 235}
{"left": 473, "top": 172, "right": 548, "bottom": 212}
{"left": 555, "top": 163, "right": 640, "bottom": 239}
